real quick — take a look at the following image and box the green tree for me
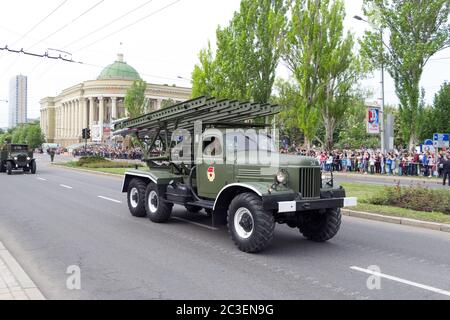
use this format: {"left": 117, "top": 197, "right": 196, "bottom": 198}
{"left": 7, "top": 123, "right": 44, "bottom": 148}
{"left": 192, "top": 0, "right": 287, "bottom": 103}
{"left": 124, "top": 80, "right": 147, "bottom": 118}
{"left": 360, "top": 0, "right": 450, "bottom": 149}
{"left": 432, "top": 82, "right": 450, "bottom": 134}
{"left": 283, "top": 0, "right": 361, "bottom": 150}
{"left": 26, "top": 124, "right": 45, "bottom": 148}
{"left": 191, "top": 42, "right": 218, "bottom": 98}
{"left": 336, "top": 99, "right": 379, "bottom": 149}
{"left": 161, "top": 99, "right": 176, "bottom": 109}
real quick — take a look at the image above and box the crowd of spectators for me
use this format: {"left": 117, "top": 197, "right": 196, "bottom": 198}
{"left": 72, "top": 145, "right": 144, "bottom": 160}
{"left": 280, "top": 145, "right": 449, "bottom": 178}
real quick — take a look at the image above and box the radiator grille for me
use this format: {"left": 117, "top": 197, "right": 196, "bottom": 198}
{"left": 299, "top": 167, "right": 321, "bottom": 198}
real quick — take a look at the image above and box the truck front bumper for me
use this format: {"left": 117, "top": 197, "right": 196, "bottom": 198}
{"left": 277, "top": 197, "right": 357, "bottom": 213}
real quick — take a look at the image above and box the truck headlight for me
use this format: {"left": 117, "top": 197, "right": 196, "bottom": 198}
{"left": 14, "top": 157, "right": 18, "bottom": 161}
{"left": 27, "top": 157, "right": 31, "bottom": 161}
{"left": 276, "top": 170, "right": 288, "bottom": 184}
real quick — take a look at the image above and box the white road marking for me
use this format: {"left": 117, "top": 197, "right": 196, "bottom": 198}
{"left": 60, "top": 184, "right": 73, "bottom": 189}
{"left": 350, "top": 266, "right": 450, "bottom": 297}
{"left": 172, "top": 217, "right": 219, "bottom": 231}
{"left": 37, "top": 178, "right": 47, "bottom": 181}
{"left": 97, "top": 196, "right": 122, "bottom": 204}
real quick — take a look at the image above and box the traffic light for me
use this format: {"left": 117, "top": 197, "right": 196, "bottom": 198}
{"left": 82, "top": 128, "right": 91, "bottom": 140}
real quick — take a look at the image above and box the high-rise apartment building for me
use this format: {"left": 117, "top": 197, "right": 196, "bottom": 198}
{"left": 9, "top": 75, "right": 28, "bottom": 128}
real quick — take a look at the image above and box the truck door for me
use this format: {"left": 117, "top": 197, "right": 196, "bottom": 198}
{"left": 196, "top": 132, "right": 232, "bottom": 199}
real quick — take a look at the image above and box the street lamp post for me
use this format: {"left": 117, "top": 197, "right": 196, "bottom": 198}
{"left": 354, "top": 15, "right": 385, "bottom": 153}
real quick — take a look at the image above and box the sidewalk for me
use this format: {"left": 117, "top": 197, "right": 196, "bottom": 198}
{"left": 334, "top": 171, "right": 444, "bottom": 184}
{"left": 0, "top": 241, "right": 45, "bottom": 300}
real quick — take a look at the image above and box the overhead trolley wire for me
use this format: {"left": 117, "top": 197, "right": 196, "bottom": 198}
{"left": 27, "top": 0, "right": 106, "bottom": 51}
{"left": 62, "top": 0, "right": 155, "bottom": 50}
{"left": 74, "top": 0, "right": 182, "bottom": 53}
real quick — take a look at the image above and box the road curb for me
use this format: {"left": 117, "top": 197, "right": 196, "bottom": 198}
{"left": 342, "top": 209, "right": 450, "bottom": 233}
{"left": 0, "top": 241, "right": 45, "bottom": 300}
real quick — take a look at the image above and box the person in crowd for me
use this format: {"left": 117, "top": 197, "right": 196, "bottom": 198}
{"left": 442, "top": 152, "right": 450, "bottom": 186}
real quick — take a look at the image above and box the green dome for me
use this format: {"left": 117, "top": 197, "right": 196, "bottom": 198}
{"left": 97, "top": 54, "right": 141, "bottom": 81}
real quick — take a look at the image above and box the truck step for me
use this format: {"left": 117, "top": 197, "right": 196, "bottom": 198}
{"left": 186, "top": 200, "right": 214, "bottom": 210}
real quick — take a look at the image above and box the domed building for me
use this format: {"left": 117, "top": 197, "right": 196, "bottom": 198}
{"left": 40, "top": 53, "right": 191, "bottom": 147}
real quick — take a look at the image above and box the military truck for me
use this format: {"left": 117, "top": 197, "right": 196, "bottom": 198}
{"left": 113, "top": 97, "right": 356, "bottom": 253}
{"left": 0, "top": 143, "right": 36, "bottom": 175}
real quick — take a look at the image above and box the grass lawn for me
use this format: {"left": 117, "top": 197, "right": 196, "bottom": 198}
{"left": 341, "top": 182, "right": 450, "bottom": 224}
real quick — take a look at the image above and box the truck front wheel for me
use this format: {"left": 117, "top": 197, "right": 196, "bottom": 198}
{"left": 145, "top": 183, "right": 173, "bottom": 223}
{"left": 30, "top": 161, "right": 37, "bottom": 174}
{"left": 127, "top": 179, "right": 147, "bottom": 217}
{"left": 228, "top": 193, "right": 275, "bottom": 253}
{"left": 6, "top": 162, "right": 12, "bottom": 175}
{"left": 299, "top": 208, "right": 341, "bottom": 242}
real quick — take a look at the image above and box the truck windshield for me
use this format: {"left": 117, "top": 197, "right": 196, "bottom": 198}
{"left": 11, "top": 145, "right": 28, "bottom": 152}
{"left": 225, "top": 132, "right": 277, "bottom": 153}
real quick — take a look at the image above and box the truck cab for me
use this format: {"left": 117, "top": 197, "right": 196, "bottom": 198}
{"left": 0, "top": 143, "right": 36, "bottom": 175}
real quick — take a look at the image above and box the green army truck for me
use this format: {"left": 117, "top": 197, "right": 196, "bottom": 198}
{"left": 0, "top": 143, "right": 37, "bottom": 175}
{"left": 113, "top": 97, "right": 356, "bottom": 253}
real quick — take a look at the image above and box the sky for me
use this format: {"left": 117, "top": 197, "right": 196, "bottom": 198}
{"left": 0, "top": 0, "right": 449, "bottom": 128}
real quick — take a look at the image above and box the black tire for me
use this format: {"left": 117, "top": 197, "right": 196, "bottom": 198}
{"left": 127, "top": 179, "right": 147, "bottom": 217}
{"left": 227, "top": 192, "right": 275, "bottom": 253}
{"left": 30, "top": 161, "right": 37, "bottom": 174}
{"left": 299, "top": 208, "right": 341, "bottom": 242}
{"left": 145, "top": 183, "right": 173, "bottom": 223}
{"left": 6, "top": 162, "right": 12, "bottom": 175}
{"left": 185, "top": 205, "right": 202, "bottom": 213}
{"left": 0, "top": 163, "right": 5, "bottom": 173}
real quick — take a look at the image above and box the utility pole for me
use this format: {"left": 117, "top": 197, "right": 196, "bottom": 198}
{"left": 380, "top": 29, "right": 385, "bottom": 153}
{"left": 354, "top": 15, "right": 386, "bottom": 153}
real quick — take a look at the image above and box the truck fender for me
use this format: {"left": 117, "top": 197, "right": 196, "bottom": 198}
{"left": 213, "top": 182, "right": 273, "bottom": 212}
{"left": 121, "top": 171, "right": 183, "bottom": 192}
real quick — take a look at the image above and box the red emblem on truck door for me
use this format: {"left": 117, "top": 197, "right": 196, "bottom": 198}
{"left": 207, "top": 167, "right": 215, "bottom": 182}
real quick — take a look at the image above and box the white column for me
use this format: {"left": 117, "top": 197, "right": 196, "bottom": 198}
{"left": 72, "top": 100, "right": 76, "bottom": 138}
{"left": 75, "top": 99, "right": 80, "bottom": 138}
{"left": 63, "top": 103, "right": 67, "bottom": 138}
{"left": 68, "top": 101, "right": 73, "bottom": 139}
{"left": 112, "top": 97, "right": 117, "bottom": 120}
{"left": 80, "top": 99, "right": 86, "bottom": 130}
{"left": 89, "top": 98, "right": 94, "bottom": 127}
{"left": 99, "top": 97, "right": 104, "bottom": 127}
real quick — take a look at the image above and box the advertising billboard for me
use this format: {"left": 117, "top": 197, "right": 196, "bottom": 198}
{"left": 367, "top": 107, "right": 380, "bottom": 134}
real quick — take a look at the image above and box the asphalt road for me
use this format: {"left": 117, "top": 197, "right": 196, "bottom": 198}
{"left": 0, "top": 154, "right": 450, "bottom": 300}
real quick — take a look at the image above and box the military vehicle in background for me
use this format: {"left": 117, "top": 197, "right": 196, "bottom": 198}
{"left": 113, "top": 97, "right": 356, "bottom": 253}
{"left": 0, "top": 143, "right": 36, "bottom": 175}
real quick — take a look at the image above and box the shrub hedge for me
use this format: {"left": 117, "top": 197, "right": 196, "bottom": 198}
{"left": 76, "top": 156, "right": 139, "bottom": 169}
{"left": 367, "top": 184, "right": 450, "bottom": 215}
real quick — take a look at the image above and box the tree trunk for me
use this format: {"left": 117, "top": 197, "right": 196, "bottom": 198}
{"left": 304, "top": 137, "right": 311, "bottom": 150}
{"left": 324, "top": 120, "right": 335, "bottom": 152}
{"left": 409, "top": 133, "right": 417, "bottom": 152}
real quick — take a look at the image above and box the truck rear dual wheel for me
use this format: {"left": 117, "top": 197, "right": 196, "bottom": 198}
{"left": 145, "top": 183, "right": 173, "bottom": 223}
{"left": 228, "top": 193, "right": 275, "bottom": 253}
{"left": 299, "top": 208, "right": 341, "bottom": 242}
{"left": 127, "top": 179, "right": 148, "bottom": 217}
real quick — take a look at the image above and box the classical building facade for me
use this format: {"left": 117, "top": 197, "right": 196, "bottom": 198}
{"left": 40, "top": 54, "right": 191, "bottom": 147}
